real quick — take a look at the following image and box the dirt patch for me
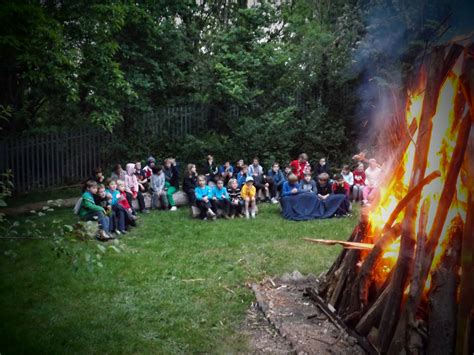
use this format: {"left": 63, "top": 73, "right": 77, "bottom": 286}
{"left": 244, "top": 271, "right": 365, "bottom": 354}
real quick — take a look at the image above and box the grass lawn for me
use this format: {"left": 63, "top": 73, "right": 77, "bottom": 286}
{"left": 0, "top": 204, "right": 358, "bottom": 354}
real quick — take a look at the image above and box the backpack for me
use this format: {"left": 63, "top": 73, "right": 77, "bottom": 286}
{"left": 73, "top": 198, "right": 82, "bottom": 215}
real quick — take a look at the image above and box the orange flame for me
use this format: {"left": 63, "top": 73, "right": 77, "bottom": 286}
{"left": 364, "top": 56, "right": 468, "bottom": 293}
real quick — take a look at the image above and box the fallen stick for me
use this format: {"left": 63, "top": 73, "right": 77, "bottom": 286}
{"left": 302, "top": 238, "right": 374, "bottom": 250}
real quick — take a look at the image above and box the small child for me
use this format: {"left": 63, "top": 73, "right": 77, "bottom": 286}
{"left": 205, "top": 155, "right": 218, "bottom": 183}
{"left": 78, "top": 180, "right": 112, "bottom": 241}
{"left": 300, "top": 172, "right": 317, "bottom": 193}
{"left": 333, "top": 173, "right": 351, "bottom": 215}
{"left": 212, "top": 178, "right": 231, "bottom": 218}
{"left": 227, "top": 178, "right": 243, "bottom": 218}
{"left": 125, "top": 163, "right": 148, "bottom": 213}
{"left": 164, "top": 158, "right": 179, "bottom": 211}
{"left": 135, "top": 161, "right": 149, "bottom": 191}
{"left": 237, "top": 165, "right": 250, "bottom": 186}
{"left": 183, "top": 163, "right": 198, "bottom": 206}
{"left": 150, "top": 166, "right": 169, "bottom": 210}
{"left": 267, "top": 162, "right": 285, "bottom": 200}
{"left": 195, "top": 175, "right": 217, "bottom": 220}
{"left": 219, "top": 161, "right": 234, "bottom": 184}
{"left": 353, "top": 163, "right": 366, "bottom": 202}
{"left": 363, "top": 159, "right": 383, "bottom": 206}
{"left": 117, "top": 180, "right": 138, "bottom": 223}
{"left": 90, "top": 167, "right": 105, "bottom": 184}
{"left": 105, "top": 179, "right": 130, "bottom": 233}
{"left": 93, "top": 184, "right": 116, "bottom": 236}
{"left": 341, "top": 165, "right": 354, "bottom": 189}
{"left": 316, "top": 173, "right": 332, "bottom": 200}
{"left": 241, "top": 176, "right": 257, "bottom": 219}
{"left": 111, "top": 164, "right": 126, "bottom": 181}
{"left": 282, "top": 174, "right": 301, "bottom": 196}
{"left": 143, "top": 156, "right": 156, "bottom": 180}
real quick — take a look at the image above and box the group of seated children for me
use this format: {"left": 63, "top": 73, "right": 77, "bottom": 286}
{"left": 77, "top": 153, "right": 383, "bottom": 239}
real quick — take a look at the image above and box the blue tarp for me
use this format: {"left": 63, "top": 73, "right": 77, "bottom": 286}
{"left": 280, "top": 192, "right": 348, "bottom": 221}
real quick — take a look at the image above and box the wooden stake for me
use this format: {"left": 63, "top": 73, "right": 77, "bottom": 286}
{"left": 427, "top": 219, "right": 463, "bottom": 355}
{"left": 389, "top": 199, "right": 430, "bottom": 354}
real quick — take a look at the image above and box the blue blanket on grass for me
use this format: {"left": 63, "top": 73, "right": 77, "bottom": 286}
{"left": 280, "top": 192, "right": 347, "bottom": 221}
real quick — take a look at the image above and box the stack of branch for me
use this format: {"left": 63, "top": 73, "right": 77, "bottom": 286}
{"left": 315, "top": 42, "right": 474, "bottom": 353}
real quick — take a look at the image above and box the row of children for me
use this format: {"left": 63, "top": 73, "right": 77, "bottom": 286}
{"left": 77, "top": 153, "right": 384, "bottom": 238}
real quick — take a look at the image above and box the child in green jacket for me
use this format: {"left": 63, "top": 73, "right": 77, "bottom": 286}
{"left": 79, "top": 180, "right": 112, "bottom": 240}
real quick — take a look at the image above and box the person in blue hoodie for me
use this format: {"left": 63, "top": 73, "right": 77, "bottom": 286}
{"left": 211, "top": 178, "right": 231, "bottom": 218}
{"left": 282, "top": 174, "right": 301, "bottom": 196}
{"left": 194, "top": 175, "right": 216, "bottom": 220}
{"left": 267, "top": 162, "right": 286, "bottom": 201}
{"left": 237, "top": 164, "right": 250, "bottom": 186}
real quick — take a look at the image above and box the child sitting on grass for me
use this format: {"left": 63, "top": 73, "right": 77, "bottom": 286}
{"left": 78, "top": 180, "right": 112, "bottom": 241}
{"left": 227, "top": 178, "right": 243, "bottom": 218}
{"left": 300, "top": 172, "right": 317, "bottom": 193}
{"left": 241, "top": 176, "right": 256, "bottom": 219}
{"left": 282, "top": 174, "right": 301, "bottom": 196}
{"left": 212, "top": 178, "right": 231, "bottom": 219}
{"left": 150, "top": 166, "right": 168, "bottom": 210}
{"left": 195, "top": 175, "right": 216, "bottom": 220}
{"left": 316, "top": 173, "right": 332, "bottom": 200}
{"left": 332, "top": 173, "right": 351, "bottom": 215}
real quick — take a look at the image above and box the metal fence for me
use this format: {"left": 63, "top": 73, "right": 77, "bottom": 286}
{"left": 0, "top": 128, "right": 103, "bottom": 192}
{"left": 0, "top": 103, "right": 210, "bottom": 192}
{"left": 0, "top": 93, "right": 313, "bottom": 192}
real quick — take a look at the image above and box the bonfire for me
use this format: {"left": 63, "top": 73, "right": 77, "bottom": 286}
{"left": 306, "top": 41, "right": 474, "bottom": 353}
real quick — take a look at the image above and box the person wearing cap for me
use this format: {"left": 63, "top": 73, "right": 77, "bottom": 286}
{"left": 241, "top": 176, "right": 257, "bottom": 219}
{"left": 143, "top": 156, "right": 156, "bottom": 179}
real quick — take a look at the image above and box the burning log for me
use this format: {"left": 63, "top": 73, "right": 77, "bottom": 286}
{"left": 390, "top": 100, "right": 473, "bottom": 353}
{"left": 456, "top": 117, "right": 474, "bottom": 354}
{"left": 378, "top": 44, "right": 464, "bottom": 353}
{"left": 427, "top": 218, "right": 463, "bottom": 355}
{"left": 307, "top": 42, "right": 472, "bottom": 354}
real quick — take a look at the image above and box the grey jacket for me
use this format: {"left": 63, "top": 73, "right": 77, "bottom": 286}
{"left": 151, "top": 173, "right": 166, "bottom": 194}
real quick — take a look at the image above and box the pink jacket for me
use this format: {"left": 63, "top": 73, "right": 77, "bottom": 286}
{"left": 125, "top": 163, "right": 139, "bottom": 196}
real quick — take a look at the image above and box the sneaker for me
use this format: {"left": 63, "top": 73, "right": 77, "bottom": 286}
{"left": 96, "top": 230, "right": 109, "bottom": 241}
{"left": 245, "top": 212, "right": 250, "bottom": 219}
{"left": 251, "top": 212, "right": 256, "bottom": 219}
{"left": 170, "top": 206, "right": 178, "bottom": 211}
{"left": 271, "top": 197, "right": 278, "bottom": 204}
{"left": 119, "top": 230, "right": 127, "bottom": 234}
{"left": 207, "top": 209, "right": 216, "bottom": 218}
{"left": 114, "top": 230, "right": 122, "bottom": 236}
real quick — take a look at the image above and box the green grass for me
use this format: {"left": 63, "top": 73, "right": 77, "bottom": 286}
{"left": 0, "top": 204, "right": 358, "bottom": 354}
